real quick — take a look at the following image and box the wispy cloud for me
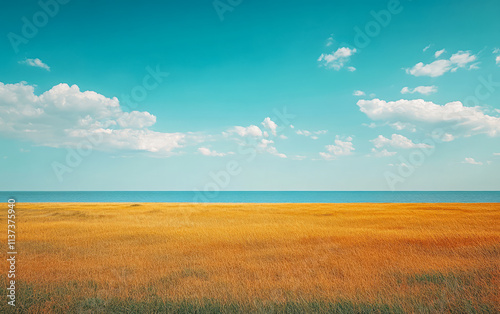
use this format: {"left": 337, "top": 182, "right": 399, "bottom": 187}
{"left": 400, "top": 85, "right": 438, "bottom": 95}
{"left": 462, "top": 157, "right": 482, "bottom": 165}
{"left": 19, "top": 58, "right": 50, "bottom": 71}
{"left": 198, "top": 147, "right": 232, "bottom": 157}
{"left": 296, "top": 129, "right": 327, "bottom": 140}
{"left": 406, "top": 50, "right": 477, "bottom": 77}
{"left": 325, "top": 34, "right": 334, "bottom": 47}
{"left": 434, "top": 49, "right": 446, "bottom": 58}
{"left": 371, "top": 148, "right": 397, "bottom": 157}
{"left": 371, "top": 134, "right": 432, "bottom": 149}
{"left": 257, "top": 139, "right": 287, "bottom": 158}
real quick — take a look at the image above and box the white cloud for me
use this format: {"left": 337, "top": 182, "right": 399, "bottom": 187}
{"left": 116, "top": 111, "right": 156, "bottom": 129}
{"left": 326, "top": 34, "right": 334, "bottom": 47}
{"left": 296, "top": 129, "right": 311, "bottom": 136}
{"left": 261, "top": 117, "right": 278, "bottom": 135}
{"left": 493, "top": 153, "right": 500, "bottom": 156}
{"left": 347, "top": 66, "right": 356, "bottom": 72}
{"left": 469, "top": 62, "right": 480, "bottom": 70}
{"left": 463, "top": 157, "right": 482, "bottom": 165}
{"left": 225, "top": 123, "right": 287, "bottom": 158}
{"left": 423, "top": 44, "right": 431, "bottom": 52}
{"left": 390, "top": 122, "right": 416, "bottom": 132}
{"left": 279, "top": 135, "right": 288, "bottom": 139}
{"left": 371, "top": 148, "right": 397, "bottom": 157}
{"left": 267, "top": 147, "right": 287, "bottom": 158}
{"left": 19, "top": 58, "right": 50, "bottom": 71}
{"left": 257, "top": 139, "right": 286, "bottom": 158}
{"left": 319, "top": 152, "right": 335, "bottom": 160}
{"left": 353, "top": 90, "right": 365, "bottom": 96}
{"left": 406, "top": 51, "right": 477, "bottom": 77}
{"left": 257, "top": 139, "right": 273, "bottom": 149}
{"left": 198, "top": 147, "right": 229, "bottom": 157}
{"left": 357, "top": 98, "right": 500, "bottom": 137}
{"left": 442, "top": 133, "right": 455, "bottom": 142}
{"left": 400, "top": 85, "right": 437, "bottom": 95}
{"left": 0, "top": 82, "right": 192, "bottom": 155}
{"left": 296, "top": 129, "right": 327, "bottom": 139}
{"left": 434, "top": 49, "right": 446, "bottom": 58}
{"left": 320, "top": 136, "right": 354, "bottom": 160}
{"left": 318, "top": 47, "right": 357, "bottom": 70}
{"left": 371, "top": 134, "right": 432, "bottom": 149}
{"left": 406, "top": 59, "right": 450, "bottom": 77}
{"left": 496, "top": 56, "right": 500, "bottom": 65}
{"left": 227, "top": 125, "right": 263, "bottom": 137}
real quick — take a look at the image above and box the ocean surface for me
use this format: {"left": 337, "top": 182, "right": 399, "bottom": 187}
{"left": 1, "top": 191, "right": 499, "bottom": 203}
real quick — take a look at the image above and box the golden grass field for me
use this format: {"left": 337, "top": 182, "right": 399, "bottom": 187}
{"left": 1, "top": 202, "right": 499, "bottom": 313}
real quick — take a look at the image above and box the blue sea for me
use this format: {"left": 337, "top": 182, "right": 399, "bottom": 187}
{"left": 1, "top": 191, "right": 499, "bottom": 203}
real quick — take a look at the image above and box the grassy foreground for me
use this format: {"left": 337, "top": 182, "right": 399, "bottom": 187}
{"left": 1, "top": 202, "right": 499, "bottom": 313}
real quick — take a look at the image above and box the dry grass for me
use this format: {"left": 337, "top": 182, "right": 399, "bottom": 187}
{"left": 1, "top": 202, "right": 499, "bottom": 313}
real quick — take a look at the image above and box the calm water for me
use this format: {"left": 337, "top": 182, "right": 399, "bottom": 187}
{"left": 1, "top": 191, "right": 499, "bottom": 203}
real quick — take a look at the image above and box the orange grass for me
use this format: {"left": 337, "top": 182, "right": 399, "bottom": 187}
{"left": 1, "top": 202, "right": 499, "bottom": 312}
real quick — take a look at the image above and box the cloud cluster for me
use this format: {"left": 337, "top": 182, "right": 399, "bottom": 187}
{"left": 320, "top": 136, "right": 354, "bottom": 160}
{"left": 406, "top": 51, "right": 478, "bottom": 77}
{"left": 357, "top": 98, "right": 500, "bottom": 137}
{"left": 0, "top": 82, "right": 189, "bottom": 155}
{"left": 261, "top": 117, "right": 278, "bottom": 135}
{"left": 371, "top": 134, "right": 432, "bottom": 149}
{"left": 225, "top": 118, "right": 287, "bottom": 158}
{"left": 318, "top": 47, "right": 357, "bottom": 71}
{"left": 227, "top": 125, "right": 263, "bottom": 137}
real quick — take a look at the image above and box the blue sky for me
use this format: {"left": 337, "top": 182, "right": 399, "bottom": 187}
{"left": 1, "top": 0, "right": 500, "bottom": 191}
